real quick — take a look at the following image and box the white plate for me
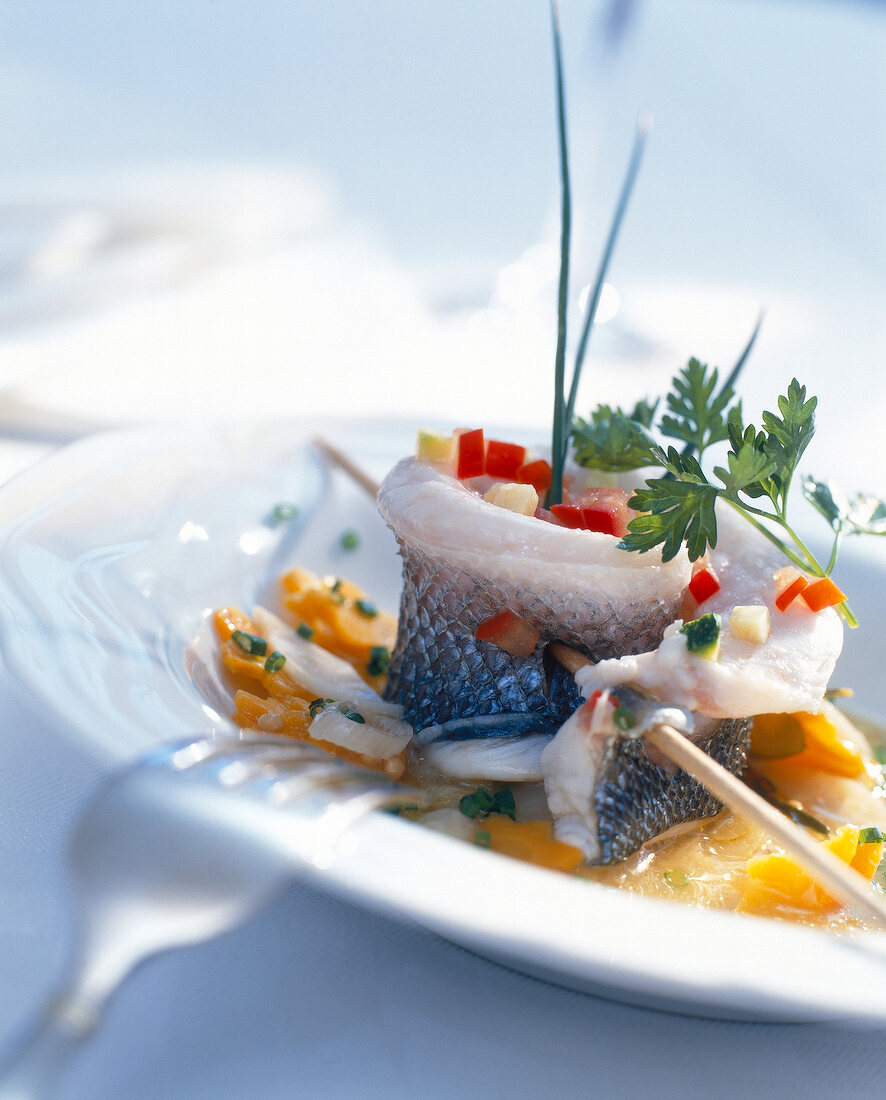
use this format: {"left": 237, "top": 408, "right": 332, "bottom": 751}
{"left": 2, "top": 417, "right": 886, "bottom": 1025}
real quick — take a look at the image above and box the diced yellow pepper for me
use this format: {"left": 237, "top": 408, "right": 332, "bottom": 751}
{"left": 483, "top": 481, "right": 539, "bottom": 516}
{"left": 741, "top": 825, "right": 881, "bottom": 915}
{"left": 730, "top": 604, "right": 770, "bottom": 644}
{"left": 750, "top": 710, "right": 866, "bottom": 777}
{"left": 416, "top": 429, "right": 456, "bottom": 467}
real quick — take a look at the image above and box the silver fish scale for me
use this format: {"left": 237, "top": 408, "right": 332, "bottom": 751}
{"left": 384, "top": 536, "right": 679, "bottom": 731}
{"left": 594, "top": 718, "right": 751, "bottom": 864}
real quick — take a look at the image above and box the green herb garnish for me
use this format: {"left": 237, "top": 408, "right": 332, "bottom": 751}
{"left": 340, "top": 530, "right": 360, "bottom": 551}
{"left": 859, "top": 827, "right": 886, "bottom": 845}
{"left": 573, "top": 357, "right": 883, "bottom": 627}
{"left": 231, "top": 630, "right": 268, "bottom": 657}
{"left": 329, "top": 578, "right": 345, "bottom": 604}
{"left": 263, "top": 651, "right": 286, "bottom": 674}
{"left": 459, "top": 787, "right": 516, "bottom": 821}
{"left": 307, "top": 697, "right": 365, "bottom": 724}
{"left": 366, "top": 645, "right": 391, "bottom": 677}
{"left": 663, "top": 870, "right": 688, "bottom": 889}
{"left": 474, "top": 829, "right": 492, "bottom": 848}
{"left": 355, "top": 598, "right": 378, "bottom": 619}
{"left": 296, "top": 622, "right": 314, "bottom": 641}
{"left": 267, "top": 502, "right": 299, "bottom": 525}
{"left": 680, "top": 613, "right": 721, "bottom": 659}
{"left": 613, "top": 706, "right": 636, "bottom": 731}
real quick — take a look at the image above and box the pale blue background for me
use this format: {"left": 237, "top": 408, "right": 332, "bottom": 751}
{"left": 1, "top": 1, "right": 883, "bottom": 300}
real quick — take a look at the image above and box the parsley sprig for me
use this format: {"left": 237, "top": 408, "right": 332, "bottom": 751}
{"left": 573, "top": 358, "right": 886, "bottom": 628}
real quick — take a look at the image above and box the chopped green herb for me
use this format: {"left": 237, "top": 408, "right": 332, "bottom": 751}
{"left": 355, "top": 598, "right": 378, "bottom": 619}
{"left": 748, "top": 777, "right": 830, "bottom": 836}
{"left": 329, "top": 578, "right": 345, "bottom": 604}
{"left": 495, "top": 788, "right": 517, "bottom": 820}
{"left": 663, "top": 870, "right": 689, "bottom": 889}
{"left": 263, "top": 651, "right": 286, "bottom": 674}
{"left": 268, "top": 502, "right": 299, "bottom": 525}
{"left": 308, "top": 698, "right": 334, "bottom": 719}
{"left": 231, "top": 630, "right": 268, "bottom": 657}
{"left": 874, "top": 746, "right": 886, "bottom": 767}
{"left": 859, "top": 827, "right": 886, "bottom": 845}
{"left": 459, "top": 787, "right": 516, "bottom": 821}
{"left": 473, "top": 829, "right": 492, "bottom": 848}
{"left": 340, "top": 530, "right": 360, "bottom": 551}
{"left": 307, "top": 697, "right": 365, "bottom": 724}
{"left": 366, "top": 645, "right": 391, "bottom": 677}
{"left": 296, "top": 622, "right": 314, "bottom": 641}
{"left": 613, "top": 705, "right": 636, "bottom": 731}
{"left": 680, "top": 613, "right": 721, "bottom": 658}
{"left": 384, "top": 802, "right": 420, "bottom": 816}
{"left": 824, "top": 687, "right": 854, "bottom": 701}
{"left": 460, "top": 788, "right": 495, "bottom": 819}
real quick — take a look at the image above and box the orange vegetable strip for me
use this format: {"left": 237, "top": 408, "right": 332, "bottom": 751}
{"left": 775, "top": 575, "right": 808, "bottom": 612}
{"left": 801, "top": 577, "right": 847, "bottom": 612}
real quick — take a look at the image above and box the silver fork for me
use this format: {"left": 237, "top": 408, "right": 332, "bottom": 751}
{"left": 0, "top": 735, "right": 424, "bottom": 1099}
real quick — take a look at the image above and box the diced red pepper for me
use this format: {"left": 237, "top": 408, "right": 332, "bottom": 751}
{"left": 456, "top": 428, "right": 485, "bottom": 479}
{"left": 688, "top": 565, "right": 721, "bottom": 605}
{"left": 549, "top": 489, "right": 632, "bottom": 536}
{"left": 485, "top": 439, "right": 526, "bottom": 479}
{"left": 775, "top": 575, "right": 809, "bottom": 612}
{"left": 801, "top": 577, "right": 847, "bottom": 612}
{"left": 550, "top": 503, "right": 586, "bottom": 529}
{"left": 475, "top": 609, "right": 540, "bottom": 658}
{"left": 581, "top": 689, "right": 620, "bottom": 717}
{"left": 581, "top": 508, "right": 619, "bottom": 536}
{"left": 516, "top": 459, "right": 552, "bottom": 494}
{"left": 570, "top": 487, "right": 634, "bottom": 538}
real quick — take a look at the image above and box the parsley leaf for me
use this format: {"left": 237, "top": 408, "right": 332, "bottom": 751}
{"left": 659, "top": 359, "right": 737, "bottom": 457}
{"left": 713, "top": 425, "right": 776, "bottom": 502}
{"left": 623, "top": 477, "right": 719, "bottom": 561}
{"left": 759, "top": 379, "right": 816, "bottom": 509}
{"left": 803, "top": 478, "right": 886, "bottom": 537}
{"left": 572, "top": 404, "right": 658, "bottom": 471}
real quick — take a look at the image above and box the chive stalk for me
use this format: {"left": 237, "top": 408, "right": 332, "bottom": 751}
{"left": 548, "top": 0, "right": 571, "bottom": 508}
{"left": 563, "top": 115, "right": 650, "bottom": 440}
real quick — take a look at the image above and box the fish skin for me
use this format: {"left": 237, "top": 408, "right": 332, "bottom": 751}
{"left": 594, "top": 717, "right": 750, "bottom": 863}
{"left": 384, "top": 534, "right": 678, "bottom": 731}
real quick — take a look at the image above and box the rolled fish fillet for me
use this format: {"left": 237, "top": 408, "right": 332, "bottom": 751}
{"left": 378, "top": 457, "right": 691, "bottom": 732}
{"left": 576, "top": 506, "right": 845, "bottom": 718}
{"left": 378, "top": 453, "right": 845, "bottom": 866}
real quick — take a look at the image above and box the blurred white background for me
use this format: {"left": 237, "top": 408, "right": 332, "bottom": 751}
{"left": 0, "top": 0, "right": 876, "bottom": 481}
{"left": 0, "top": 0, "right": 882, "bottom": 481}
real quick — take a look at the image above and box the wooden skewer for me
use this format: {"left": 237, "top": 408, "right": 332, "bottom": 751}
{"left": 317, "top": 437, "right": 886, "bottom": 929}
{"left": 313, "top": 437, "right": 380, "bottom": 500}
{"left": 551, "top": 643, "right": 886, "bottom": 930}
